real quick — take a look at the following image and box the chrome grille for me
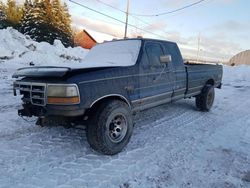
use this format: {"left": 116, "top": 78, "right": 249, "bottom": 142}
{"left": 14, "top": 82, "right": 46, "bottom": 106}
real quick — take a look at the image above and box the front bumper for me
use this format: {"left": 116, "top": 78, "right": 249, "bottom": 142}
{"left": 18, "top": 103, "right": 85, "bottom": 117}
{"left": 14, "top": 81, "right": 84, "bottom": 117}
{"left": 45, "top": 104, "right": 85, "bottom": 116}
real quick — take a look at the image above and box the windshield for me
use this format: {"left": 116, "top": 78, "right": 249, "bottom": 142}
{"left": 82, "top": 40, "right": 141, "bottom": 67}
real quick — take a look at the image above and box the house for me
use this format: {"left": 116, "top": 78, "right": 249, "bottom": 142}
{"left": 74, "top": 29, "right": 97, "bottom": 49}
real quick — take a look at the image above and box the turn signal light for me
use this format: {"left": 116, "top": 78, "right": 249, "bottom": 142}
{"left": 47, "top": 97, "right": 80, "bottom": 104}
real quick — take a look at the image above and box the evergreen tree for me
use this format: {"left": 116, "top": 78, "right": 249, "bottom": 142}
{"left": 19, "top": 0, "right": 32, "bottom": 34}
{"left": 5, "top": 0, "right": 23, "bottom": 29}
{"left": 51, "top": 0, "right": 73, "bottom": 47}
{"left": 60, "top": 2, "right": 73, "bottom": 47}
{"left": 0, "top": 1, "right": 7, "bottom": 28}
{"left": 52, "top": 0, "right": 63, "bottom": 29}
{"left": 0, "top": 1, "right": 6, "bottom": 22}
{"left": 0, "top": 1, "right": 6, "bottom": 19}
{"left": 62, "top": 2, "right": 72, "bottom": 35}
{"left": 6, "top": 0, "right": 74, "bottom": 47}
{"left": 20, "top": 0, "right": 49, "bottom": 42}
{"left": 23, "top": 0, "right": 32, "bottom": 15}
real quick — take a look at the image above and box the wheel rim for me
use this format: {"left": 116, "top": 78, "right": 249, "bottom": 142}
{"left": 207, "top": 90, "right": 214, "bottom": 108}
{"left": 107, "top": 114, "right": 128, "bottom": 143}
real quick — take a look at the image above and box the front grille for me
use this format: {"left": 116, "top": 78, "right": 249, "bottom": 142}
{"left": 14, "top": 82, "right": 46, "bottom": 106}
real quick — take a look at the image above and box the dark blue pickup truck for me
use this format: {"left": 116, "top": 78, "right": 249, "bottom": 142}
{"left": 13, "top": 38, "right": 223, "bottom": 155}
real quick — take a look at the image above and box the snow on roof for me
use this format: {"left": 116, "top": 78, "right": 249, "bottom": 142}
{"left": 70, "top": 40, "right": 142, "bottom": 68}
{"left": 81, "top": 29, "right": 115, "bottom": 43}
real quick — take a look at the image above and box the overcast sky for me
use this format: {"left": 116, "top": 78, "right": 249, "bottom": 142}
{"left": 66, "top": 0, "right": 250, "bottom": 62}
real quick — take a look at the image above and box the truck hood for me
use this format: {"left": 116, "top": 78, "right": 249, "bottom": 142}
{"left": 12, "top": 66, "right": 113, "bottom": 78}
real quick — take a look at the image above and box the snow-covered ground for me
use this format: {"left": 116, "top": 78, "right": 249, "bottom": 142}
{"left": 0, "top": 29, "right": 250, "bottom": 188}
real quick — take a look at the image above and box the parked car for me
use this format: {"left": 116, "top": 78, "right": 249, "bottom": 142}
{"left": 13, "top": 38, "right": 223, "bottom": 155}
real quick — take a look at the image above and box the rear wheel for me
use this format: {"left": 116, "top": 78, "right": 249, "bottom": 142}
{"left": 195, "top": 95, "right": 202, "bottom": 109}
{"left": 195, "top": 85, "right": 215, "bottom": 111}
{"left": 86, "top": 100, "right": 133, "bottom": 155}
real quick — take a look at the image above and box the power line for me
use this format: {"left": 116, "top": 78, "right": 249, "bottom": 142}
{"left": 93, "top": 0, "right": 172, "bottom": 37}
{"left": 94, "top": 0, "right": 126, "bottom": 14}
{"left": 93, "top": 0, "right": 202, "bottom": 36}
{"left": 96, "top": 0, "right": 172, "bottom": 34}
{"left": 71, "top": 14, "right": 123, "bottom": 38}
{"left": 94, "top": 0, "right": 151, "bottom": 27}
{"left": 69, "top": 0, "right": 168, "bottom": 39}
{"left": 94, "top": 0, "right": 206, "bottom": 17}
{"left": 130, "top": 0, "right": 207, "bottom": 17}
{"left": 69, "top": 0, "right": 125, "bottom": 25}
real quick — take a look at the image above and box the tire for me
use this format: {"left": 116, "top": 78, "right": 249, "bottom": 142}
{"left": 195, "top": 95, "right": 202, "bottom": 109}
{"left": 86, "top": 100, "right": 133, "bottom": 155}
{"left": 195, "top": 85, "right": 215, "bottom": 111}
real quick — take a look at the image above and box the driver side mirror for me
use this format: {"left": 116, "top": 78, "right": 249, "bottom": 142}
{"left": 160, "top": 55, "right": 172, "bottom": 64}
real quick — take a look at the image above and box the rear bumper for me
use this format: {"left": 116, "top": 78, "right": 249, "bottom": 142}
{"left": 18, "top": 103, "right": 85, "bottom": 117}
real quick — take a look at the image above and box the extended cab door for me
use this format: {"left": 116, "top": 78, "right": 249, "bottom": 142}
{"left": 134, "top": 41, "right": 175, "bottom": 109}
{"left": 162, "top": 42, "right": 186, "bottom": 100}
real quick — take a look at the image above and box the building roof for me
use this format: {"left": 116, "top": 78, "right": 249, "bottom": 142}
{"left": 74, "top": 29, "right": 97, "bottom": 49}
{"left": 82, "top": 29, "right": 97, "bottom": 43}
{"left": 229, "top": 50, "right": 250, "bottom": 65}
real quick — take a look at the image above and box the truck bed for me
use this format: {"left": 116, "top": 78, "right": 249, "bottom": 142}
{"left": 185, "top": 63, "right": 223, "bottom": 97}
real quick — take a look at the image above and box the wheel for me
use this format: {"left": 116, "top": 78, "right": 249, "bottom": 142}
{"left": 195, "top": 85, "right": 215, "bottom": 111}
{"left": 86, "top": 100, "right": 133, "bottom": 155}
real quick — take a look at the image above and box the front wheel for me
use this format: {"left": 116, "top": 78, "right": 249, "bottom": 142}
{"left": 195, "top": 85, "right": 215, "bottom": 111}
{"left": 86, "top": 100, "right": 133, "bottom": 155}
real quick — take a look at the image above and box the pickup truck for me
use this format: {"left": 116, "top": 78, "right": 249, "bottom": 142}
{"left": 13, "top": 38, "right": 223, "bottom": 155}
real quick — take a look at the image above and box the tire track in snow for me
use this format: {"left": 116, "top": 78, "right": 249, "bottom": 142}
{"left": 120, "top": 85, "right": 250, "bottom": 187}
{"left": 0, "top": 97, "right": 234, "bottom": 188}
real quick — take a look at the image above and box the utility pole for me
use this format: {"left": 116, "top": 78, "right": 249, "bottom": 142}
{"left": 196, "top": 33, "right": 201, "bottom": 63}
{"left": 124, "top": 0, "right": 130, "bottom": 38}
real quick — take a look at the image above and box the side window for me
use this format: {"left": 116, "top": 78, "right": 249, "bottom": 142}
{"left": 163, "top": 42, "right": 183, "bottom": 67}
{"left": 145, "top": 43, "right": 164, "bottom": 68}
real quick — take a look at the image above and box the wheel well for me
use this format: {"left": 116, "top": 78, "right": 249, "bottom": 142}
{"left": 90, "top": 95, "right": 131, "bottom": 110}
{"left": 205, "top": 79, "right": 215, "bottom": 86}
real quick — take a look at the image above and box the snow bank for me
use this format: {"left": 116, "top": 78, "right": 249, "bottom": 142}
{"left": 0, "top": 27, "right": 88, "bottom": 69}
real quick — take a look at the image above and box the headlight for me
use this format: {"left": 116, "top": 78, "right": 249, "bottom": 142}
{"left": 47, "top": 84, "right": 80, "bottom": 105}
